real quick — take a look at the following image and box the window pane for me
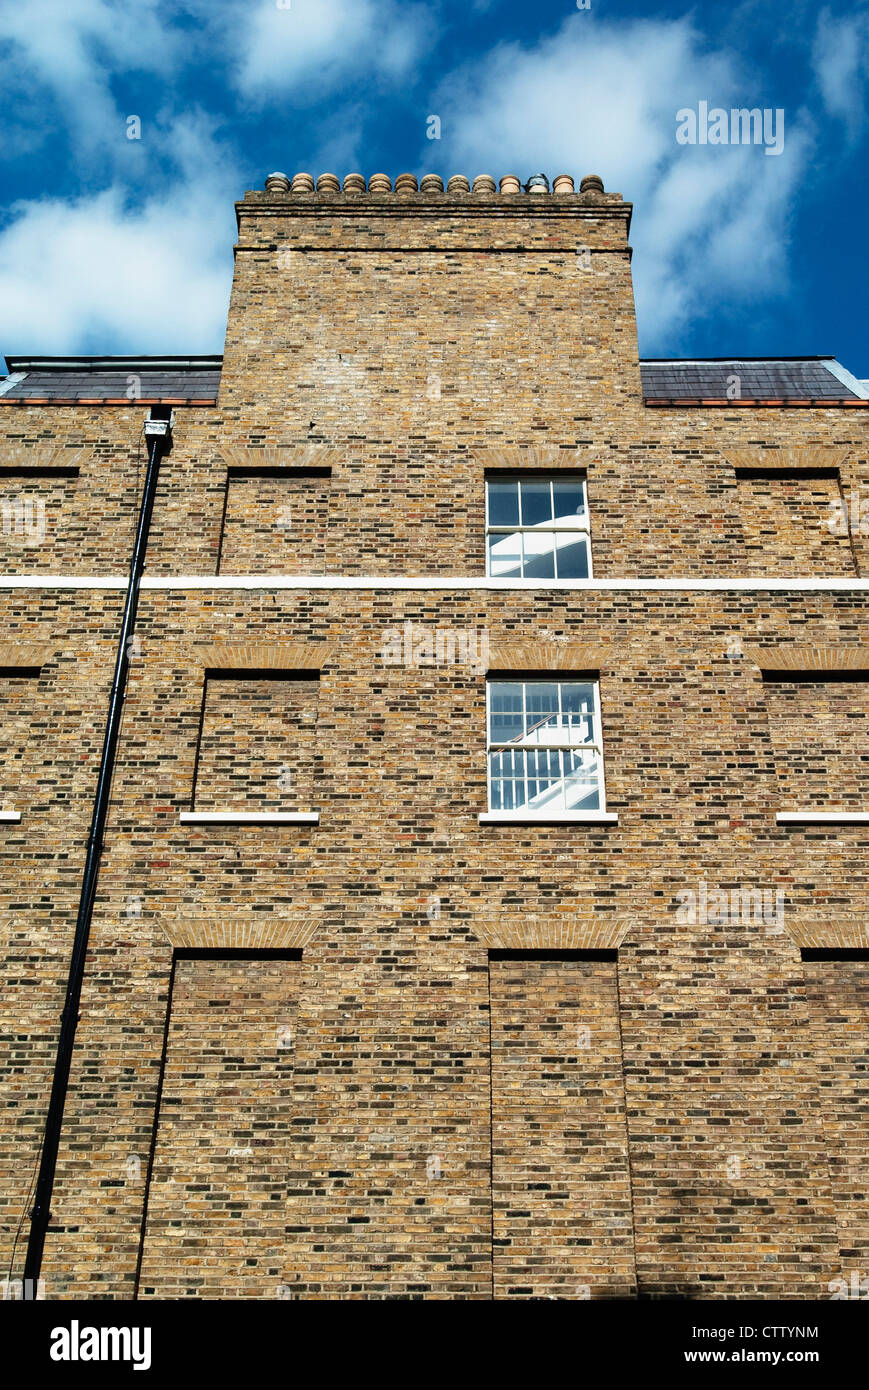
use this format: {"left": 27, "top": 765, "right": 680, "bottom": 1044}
{"left": 522, "top": 531, "right": 556, "bottom": 578}
{"left": 527, "top": 748, "right": 546, "bottom": 777}
{"left": 490, "top": 772, "right": 525, "bottom": 811}
{"left": 489, "top": 683, "right": 524, "bottom": 746}
{"left": 487, "top": 480, "right": 520, "bottom": 528}
{"left": 554, "top": 533, "right": 589, "bottom": 579}
{"left": 526, "top": 750, "right": 565, "bottom": 811}
{"left": 560, "top": 683, "right": 596, "bottom": 745}
{"left": 519, "top": 480, "right": 553, "bottom": 527}
{"left": 564, "top": 749, "right": 602, "bottom": 810}
{"left": 552, "top": 479, "right": 587, "bottom": 525}
{"left": 524, "top": 683, "right": 559, "bottom": 742}
{"left": 500, "top": 747, "right": 522, "bottom": 776}
{"left": 488, "top": 531, "right": 522, "bottom": 578}
{"left": 508, "top": 778, "right": 527, "bottom": 810}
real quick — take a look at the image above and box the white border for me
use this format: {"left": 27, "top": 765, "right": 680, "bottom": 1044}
{"left": 0, "top": 811, "right": 21, "bottom": 822}
{"left": 180, "top": 811, "right": 319, "bottom": 825}
{"left": 4, "top": 575, "right": 869, "bottom": 593}
{"left": 478, "top": 811, "right": 618, "bottom": 824}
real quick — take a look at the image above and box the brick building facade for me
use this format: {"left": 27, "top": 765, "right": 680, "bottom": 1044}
{"left": 0, "top": 170, "right": 867, "bottom": 1300}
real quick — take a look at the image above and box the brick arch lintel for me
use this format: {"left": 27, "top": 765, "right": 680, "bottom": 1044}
{"left": 0, "top": 445, "right": 93, "bottom": 470}
{"left": 726, "top": 446, "right": 851, "bottom": 471}
{"left": 0, "top": 643, "right": 53, "bottom": 669}
{"left": 160, "top": 917, "right": 321, "bottom": 951}
{"left": 195, "top": 643, "right": 336, "bottom": 672}
{"left": 487, "top": 641, "right": 609, "bottom": 674}
{"left": 743, "top": 643, "right": 869, "bottom": 675}
{"left": 217, "top": 445, "right": 344, "bottom": 471}
{"left": 472, "top": 447, "right": 587, "bottom": 471}
{"left": 471, "top": 915, "right": 634, "bottom": 951}
{"left": 783, "top": 919, "right": 869, "bottom": 951}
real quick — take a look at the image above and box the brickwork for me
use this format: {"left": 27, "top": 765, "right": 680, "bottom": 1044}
{"left": 0, "top": 177, "right": 866, "bottom": 1301}
{"left": 802, "top": 959, "right": 869, "bottom": 1271}
{"left": 0, "top": 677, "right": 38, "bottom": 811}
{"left": 219, "top": 470, "right": 330, "bottom": 575}
{"left": 193, "top": 676, "right": 319, "bottom": 812}
{"left": 138, "top": 955, "right": 299, "bottom": 1298}
{"left": 736, "top": 471, "right": 857, "bottom": 576}
{"left": 765, "top": 680, "right": 869, "bottom": 809}
{"left": 490, "top": 954, "right": 635, "bottom": 1299}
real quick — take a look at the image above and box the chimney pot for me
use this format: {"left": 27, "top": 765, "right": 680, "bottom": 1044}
{"left": 316, "top": 173, "right": 341, "bottom": 193}
{"left": 342, "top": 173, "right": 366, "bottom": 194}
{"left": 420, "top": 174, "right": 444, "bottom": 193}
{"left": 291, "top": 173, "right": 315, "bottom": 193}
{"left": 447, "top": 175, "right": 470, "bottom": 193}
{"left": 499, "top": 175, "right": 521, "bottom": 194}
{"left": 579, "top": 174, "right": 605, "bottom": 194}
{"left": 368, "top": 173, "right": 392, "bottom": 192}
{"left": 395, "top": 173, "right": 419, "bottom": 193}
{"left": 552, "top": 174, "right": 575, "bottom": 195}
{"left": 265, "top": 171, "right": 290, "bottom": 193}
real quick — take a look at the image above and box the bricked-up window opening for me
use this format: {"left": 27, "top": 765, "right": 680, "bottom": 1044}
{"left": 487, "top": 680, "right": 605, "bottom": 814}
{"left": 218, "top": 467, "right": 331, "bottom": 575}
{"left": 0, "top": 469, "right": 79, "bottom": 565}
{"left": 799, "top": 950, "right": 869, "bottom": 1275}
{"left": 136, "top": 952, "right": 300, "bottom": 1299}
{"left": 488, "top": 951, "right": 636, "bottom": 1299}
{"left": 734, "top": 469, "right": 856, "bottom": 576}
{"left": 0, "top": 674, "right": 39, "bottom": 814}
{"left": 192, "top": 673, "right": 320, "bottom": 812}
{"left": 764, "top": 680, "right": 869, "bottom": 809}
{"left": 485, "top": 474, "right": 591, "bottom": 579}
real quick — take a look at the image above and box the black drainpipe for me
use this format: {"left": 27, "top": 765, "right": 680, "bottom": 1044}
{"left": 23, "top": 411, "right": 172, "bottom": 1294}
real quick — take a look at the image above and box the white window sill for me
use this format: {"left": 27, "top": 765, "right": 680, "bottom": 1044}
{"left": 0, "top": 811, "right": 21, "bottom": 823}
{"left": 478, "top": 811, "right": 618, "bottom": 825}
{"left": 180, "top": 811, "right": 319, "bottom": 825}
{"left": 777, "top": 811, "right": 869, "bottom": 825}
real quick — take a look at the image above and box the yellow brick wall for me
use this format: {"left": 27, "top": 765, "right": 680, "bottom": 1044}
{"left": 0, "top": 183, "right": 866, "bottom": 1300}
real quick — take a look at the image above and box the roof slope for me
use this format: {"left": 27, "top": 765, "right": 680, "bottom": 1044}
{"left": 0, "top": 356, "right": 221, "bottom": 404}
{"left": 0, "top": 354, "right": 865, "bottom": 405}
{"left": 640, "top": 357, "right": 868, "bottom": 402}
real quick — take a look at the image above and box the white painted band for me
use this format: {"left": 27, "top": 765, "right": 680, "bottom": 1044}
{"left": 2, "top": 575, "right": 869, "bottom": 593}
{"left": 478, "top": 811, "right": 619, "bottom": 824}
{"left": 179, "top": 811, "right": 319, "bottom": 825}
{"left": 776, "top": 811, "right": 869, "bottom": 824}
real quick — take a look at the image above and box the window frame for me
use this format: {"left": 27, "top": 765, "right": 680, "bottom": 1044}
{"left": 484, "top": 472, "right": 593, "bottom": 580}
{"left": 485, "top": 677, "right": 608, "bottom": 817}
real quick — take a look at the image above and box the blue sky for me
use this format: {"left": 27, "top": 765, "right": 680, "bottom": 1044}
{"left": 0, "top": 0, "right": 867, "bottom": 374}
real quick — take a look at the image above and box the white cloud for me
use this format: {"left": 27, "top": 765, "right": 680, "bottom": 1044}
{"left": 429, "top": 14, "right": 813, "bottom": 349}
{"left": 0, "top": 125, "right": 237, "bottom": 354}
{"left": 812, "top": 6, "right": 869, "bottom": 137}
{"left": 193, "top": 0, "right": 433, "bottom": 99}
{"left": 0, "top": 0, "right": 179, "bottom": 158}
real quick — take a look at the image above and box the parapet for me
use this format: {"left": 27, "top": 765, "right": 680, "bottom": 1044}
{"left": 256, "top": 170, "right": 625, "bottom": 205}
{"left": 237, "top": 170, "right": 632, "bottom": 243}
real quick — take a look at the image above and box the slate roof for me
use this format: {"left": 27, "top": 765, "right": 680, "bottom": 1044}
{"left": 0, "top": 356, "right": 222, "bottom": 403}
{"left": 640, "top": 357, "right": 868, "bottom": 402}
{"left": 1, "top": 353, "right": 865, "bottom": 406}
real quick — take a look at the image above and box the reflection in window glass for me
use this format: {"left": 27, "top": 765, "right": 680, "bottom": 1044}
{"left": 487, "top": 680, "right": 605, "bottom": 814}
{"left": 486, "top": 475, "right": 591, "bottom": 579}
